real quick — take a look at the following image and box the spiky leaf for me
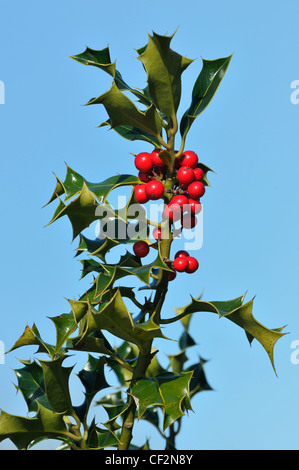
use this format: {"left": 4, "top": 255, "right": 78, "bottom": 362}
{"left": 169, "top": 293, "right": 286, "bottom": 374}
{"left": 131, "top": 371, "right": 193, "bottom": 431}
{"left": 138, "top": 31, "right": 193, "bottom": 117}
{"left": 180, "top": 55, "right": 232, "bottom": 139}
{"left": 0, "top": 405, "right": 68, "bottom": 450}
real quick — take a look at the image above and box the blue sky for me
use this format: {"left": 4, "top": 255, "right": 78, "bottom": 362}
{"left": 1, "top": 0, "right": 299, "bottom": 450}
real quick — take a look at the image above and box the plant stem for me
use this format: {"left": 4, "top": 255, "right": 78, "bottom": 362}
{"left": 118, "top": 340, "right": 153, "bottom": 450}
{"left": 118, "top": 112, "right": 178, "bottom": 451}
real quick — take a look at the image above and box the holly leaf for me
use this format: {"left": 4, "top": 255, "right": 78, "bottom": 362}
{"left": 168, "top": 293, "right": 287, "bottom": 374}
{"left": 87, "top": 81, "right": 162, "bottom": 139}
{"left": 46, "top": 182, "right": 98, "bottom": 240}
{"left": 7, "top": 324, "right": 55, "bottom": 358}
{"left": 100, "top": 120, "right": 160, "bottom": 147}
{"left": 138, "top": 31, "right": 193, "bottom": 117}
{"left": 77, "top": 355, "right": 110, "bottom": 398}
{"left": 13, "top": 360, "right": 52, "bottom": 413}
{"left": 38, "top": 356, "right": 74, "bottom": 414}
{"left": 185, "top": 358, "right": 213, "bottom": 398}
{"left": 180, "top": 55, "right": 233, "bottom": 139}
{"left": 47, "top": 164, "right": 139, "bottom": 204}
{"left": 43, "top": 173, "right": 65, "bottom": 206}
{"left": 83, "top": 289, "right": 168, "bottom": 348}
{"left": 158, "top": 150, "right": 173, "bottom": 172}
{"left": 70, "top": 45, "right": 152, "bottom": 107}
{"left": 0, "top": 404, "right": 69, "bottom": 450}
{"left": 131, "top": 371, "right": 193, "bottom": 431}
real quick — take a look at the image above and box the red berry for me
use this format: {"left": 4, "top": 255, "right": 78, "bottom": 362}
{"left": 188, "top": 181, "right": 205, "bottom": 199}
{"left": 153, "top": 227, "right": 162, "bottom": 240}
{"left": 164, "top": 203, "right": 181, "bottom": 222}
{"left": 175, "top": 250, "right": 189, "bottom": 259}
{"left": 181, "top": 214, "right": 197, "bottom": 229}
{"left": 177, "top": 166, "right": 195, "bottom": 185}
{"left": 145, "top": 180, "right": 165, "bottom": 200}
{"left": 185, "top": 256, "right": 199, "bottom": 274}
{"left": 180, "top": 150, "right": 198, "bottom": 168}
{"left": 135, "top": 152, "right": 153, "bottom": 172}
{"left": 193, "top": 167, "right": 204, "bottom": 181}
{"left": 188, "top": 198, "right": 202, "bottom": 215}
{"left": 138, "top": 171, "right": 151, "bottom": 183}
{"left": 170, "top": 194, "right": 189, "bottom": 212}
{"left": 168, "top": 270, "right": 177, "bottom": 281}
{"left": 135, "top": 184, "right": 149, "bottom": 204}
{"left": 133, "top": 240, "right": 150, "bottom": 258}
{"left": 173, "top": 256, "right": 189, "bottom": 272}
{"left": 151, "top": 148, "right": 166, "bottom": 168}
{"left": 164, "top": 204, "right": 174, "bottom": 222}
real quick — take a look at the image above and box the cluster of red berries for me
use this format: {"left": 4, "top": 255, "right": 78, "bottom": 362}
{"left": 165, "top": 150, "right": 204, "bottom": 227}
{"left": 132, "top": 148, "right": 205, "bottom": 281}
{"left": 169, "top": 250, "right": 199, "bottom": 280}
{"left": 134, "top": 149, "right": 167, "bottom": 204}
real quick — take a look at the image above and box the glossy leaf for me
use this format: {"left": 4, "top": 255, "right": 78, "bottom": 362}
{"left": 50, "top": 313, "right": 79, "bottom": 354}
{"left": 46, "top": 164, "right": 139, "bottom": 205}
{"left": 138, "top": 31, "right": 193, "bottom": 117}
{"left": 7, "top": 324, "right": 55, "bottom": 358}
{"left": 39, "top": 356, "right": 74, "bottom": 414}
{"left": 66, "top": 331, "right": 114, "bottom": 356}
{"left": 83, "top": 289, "right": 168, "bottom": 348}
{"left": 47, "top": 182, "right": 98, "bottom": 240}
{"left": 180, "top": 55, "right": 233, "bottom": 139}
{"left": 185, "top": 358, "right": 213, "bottom": 397}
{"left": 13, "top": 360, "right": 51, "bottom": 413}
{"left": 131, "top": 371, "right": 193, "bottom": 431}
{"left": 70, "top": 45, "right": 152, "bottom": 107}
{"left": 87, "top": 81, "right": 162, "bottom": 139}
{"left": 171, "top": 293, "right": 287, "bottom": 374}
{"left": 77, "top": 355, "right": 110, "bottom": 398}
{"left": 0, "top": 404, "right": 68, "bottom": 450}
{"left": 100, "top": 120, "right": 160, "bottom": 147}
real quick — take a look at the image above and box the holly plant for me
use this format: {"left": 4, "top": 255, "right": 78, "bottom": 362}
{"left": 0, "top": 31, "right": 287, "bottom": 451}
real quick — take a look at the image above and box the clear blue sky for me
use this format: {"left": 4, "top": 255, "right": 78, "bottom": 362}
{"left": 1, "top": 0, "right": 299, "bottom": 450}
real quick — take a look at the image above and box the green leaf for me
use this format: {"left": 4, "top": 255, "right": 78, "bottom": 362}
{"left": 39, "top": 356, "right": 74, "bottom": 414}
{"left": 7, "top": 324, "right": 55, "bottom": 357}
{"left": 70, "top": 45, "right": 152, "bottom": 107}
{"left": 83, "top": 289, "right": 168, "bottom": 349}
{"left": 111, "top": 249, "right": 173, "bottom": 287}
{"left": 158, "top": 150, "right": 173, "bottom": 172}
{"left": 49, "top": 313, "right": 79, "bottom": 355}
{"left": 77, "top": 355, "right": 110, "bottom": 398}
{"left": 43, "top": 173, "right": 64, "bottom": 206}
{"left": 185, "top": 358, "right": 213, "bottom": 398}
{"left": 87, "top": 81, "right": 162, "bottom": 139}
{"left": 0, "top": 404, "right": 68, "bottom": 450}
{"left": 99, "top": 120, "right": 160, "bottom": 147}
{"left": 13, "top": 360, "right": 52, "bottom": 413}
{"left": 66, "top": 331, "right": 114, "bottom": 356}
{"left": 102, "top": 403, "right": 130, "bottom": 441}
{"left": 180, "top": 54, "right": 233, "bottom": 139}
{"left": 138, "top": 31, "right": 193, "bottom": 117}
{"left": 47, "top": 182, "right": 98, "bottom": 240}
{"left": 47, "top": 164, "right": 139, "bottom": 205}
{"left": 131, "top": 371, "right": 193, "bottom": 431}
{"left": 82, "top": 249, "right": 169, "bottom": 290}
{"left": 168, "top": 351, "right": 188, "bottom": 374}
{"left": 170, "top": 293, "right": 287, "bottom": 374}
